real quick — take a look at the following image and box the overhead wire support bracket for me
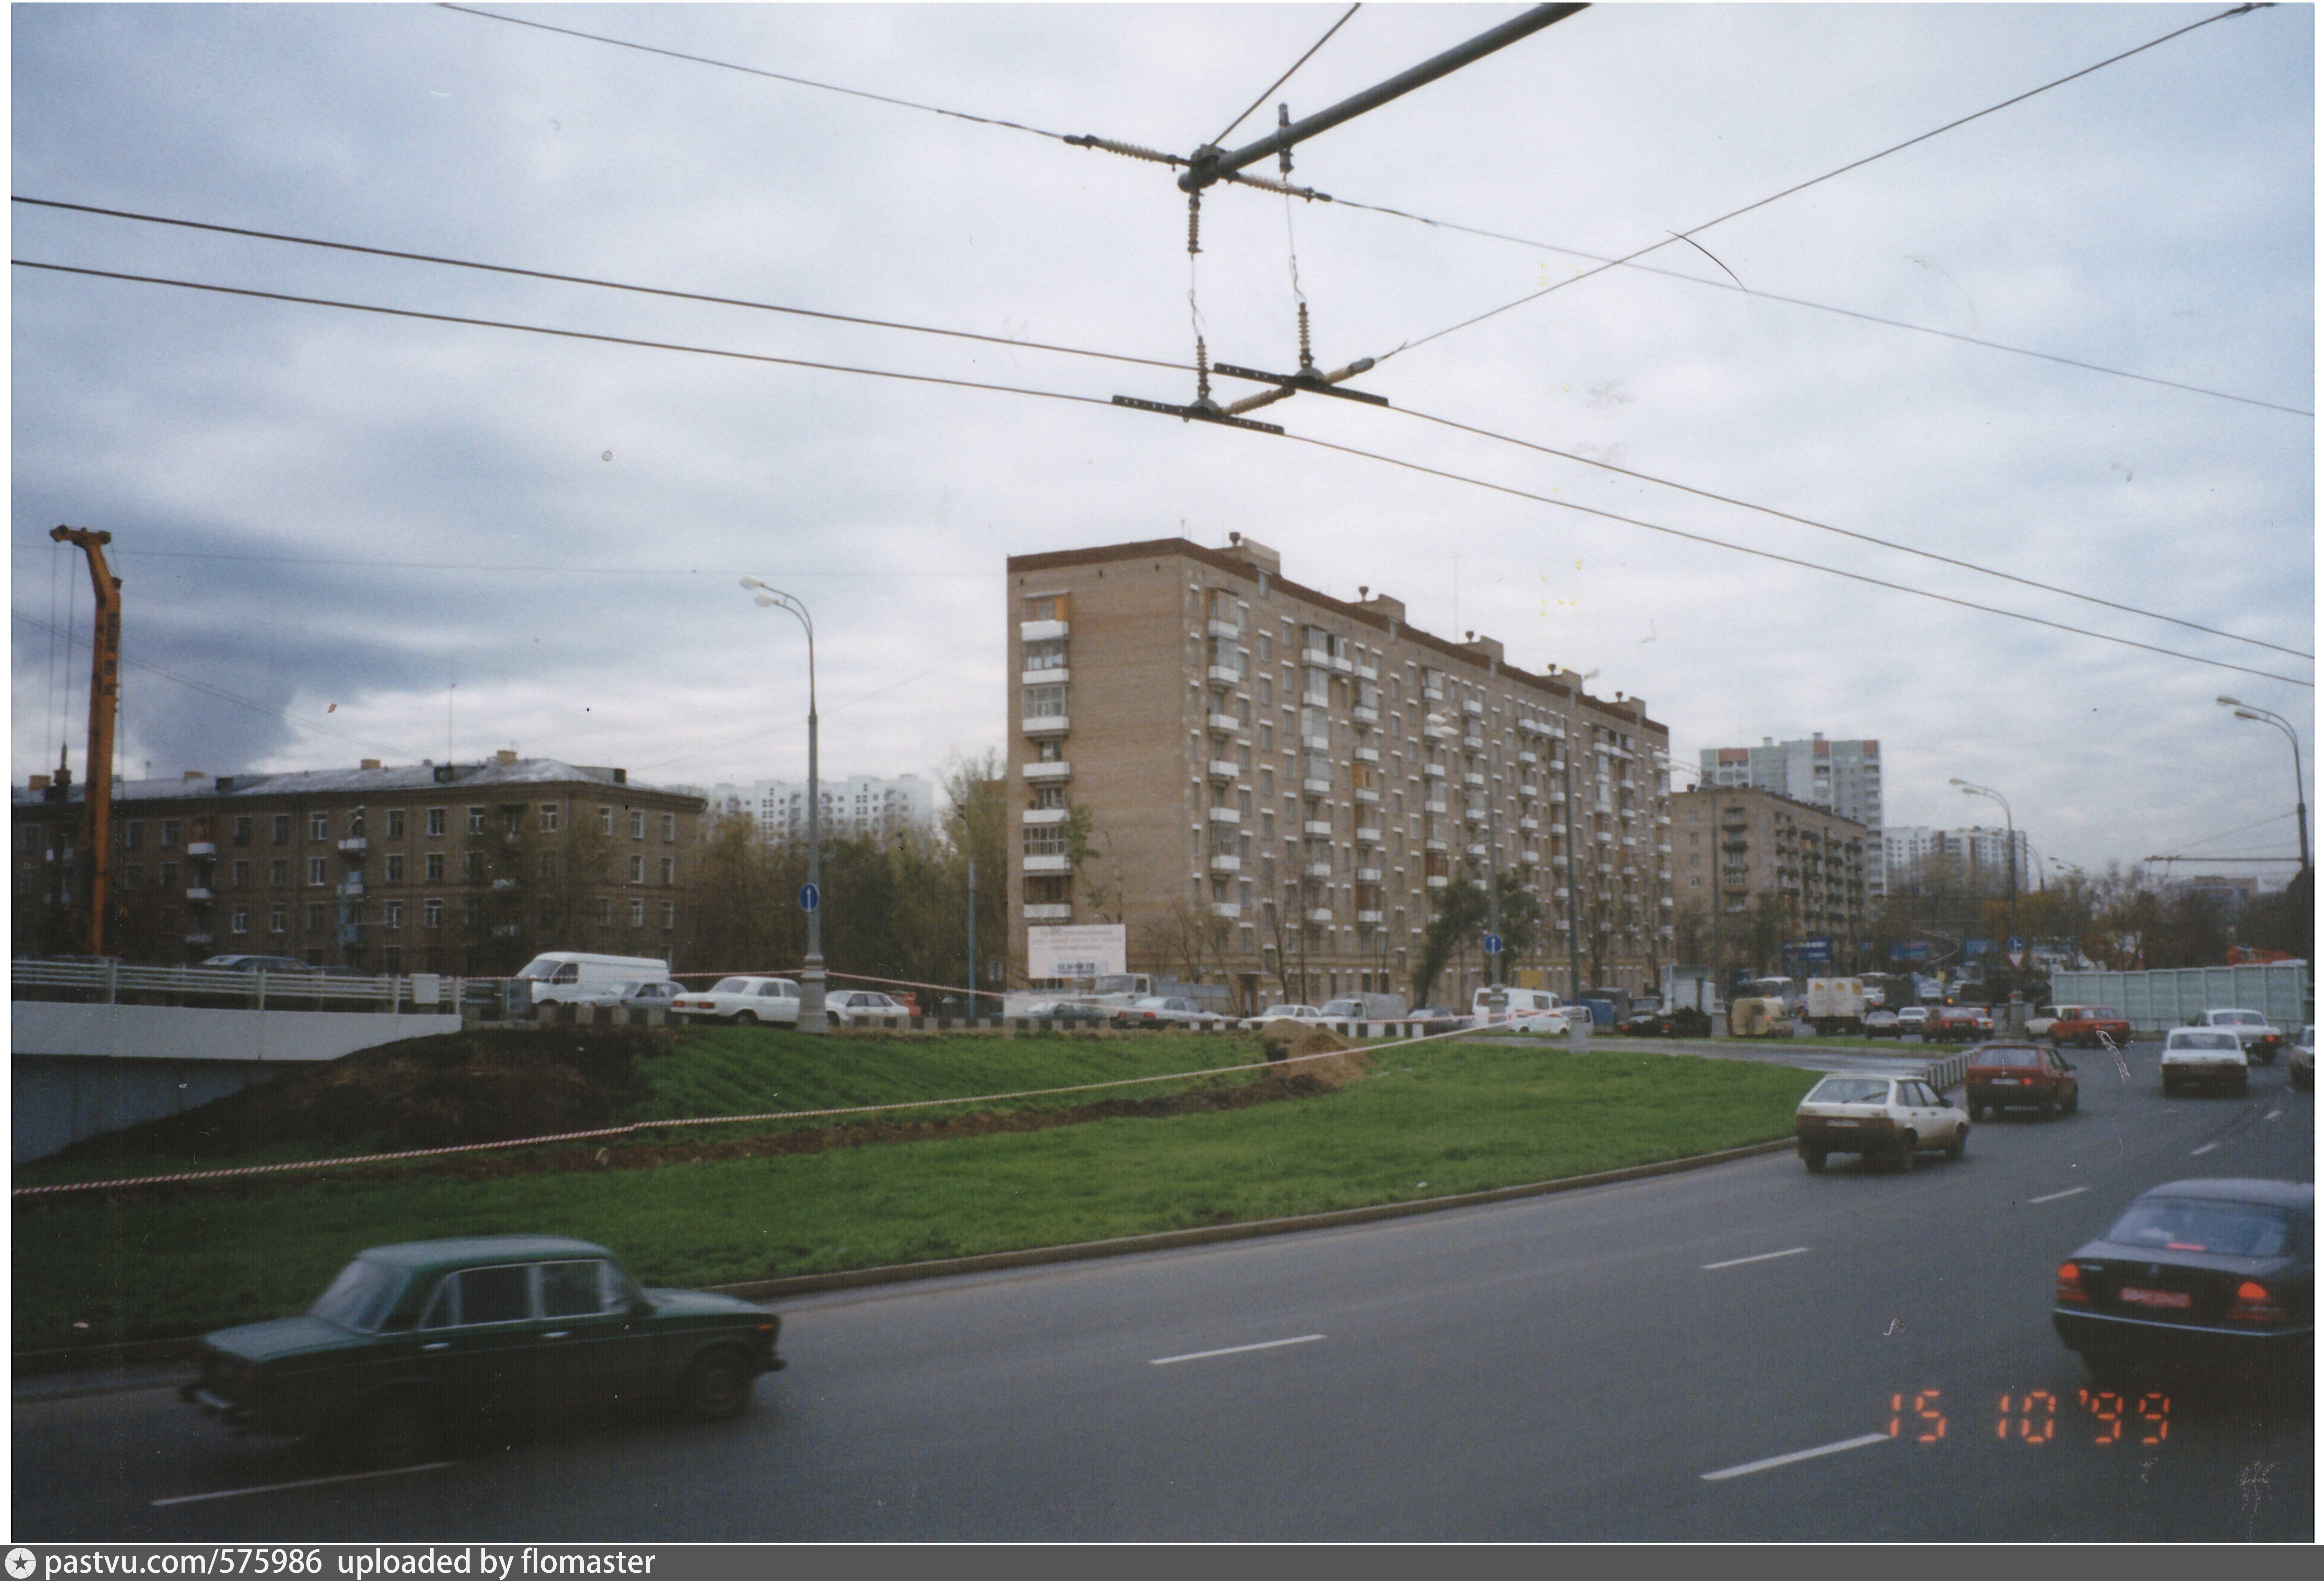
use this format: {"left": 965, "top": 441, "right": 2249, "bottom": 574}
{"left": 1215, "top": 360, "right": 1388, "bottom": 414}
{"left": 1110, "top": 393, "right": 1286, "bottom": 435}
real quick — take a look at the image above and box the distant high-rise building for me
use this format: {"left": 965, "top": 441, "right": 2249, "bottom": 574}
{"left": 704, "top": 775, "right": 935, "bottom": 845}
{"left": 1702, "top": 734, "right": 1884, "bottom": 894}
{"left": 1881, "top": 825, "right": 2029, "bottom": 896}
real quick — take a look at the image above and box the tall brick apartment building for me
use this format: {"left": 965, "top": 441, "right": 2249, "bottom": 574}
{"left": 1004, "top": 536, "right": 1675, "bottom": 1010}
{"left": 1671, "top": 784, "right": 1870, "bottom": 967}
{"left": 14, "top": 753, "right": 704, "bottom": 971}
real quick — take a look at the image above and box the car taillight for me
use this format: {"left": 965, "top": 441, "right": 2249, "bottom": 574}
{"left": 2055, "top": 1262, "right": 2089, "bottom": 1303}
{"left": 2225, "top": 1281, "right": 2285, "bottom": 1323}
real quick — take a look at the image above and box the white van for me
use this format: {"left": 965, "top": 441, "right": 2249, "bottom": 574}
{"left": 514, "top": 952, "right": 676, "bottom": 1011}
{"left": 1471, "top": 986, "right": 1569, "bottom": 1033}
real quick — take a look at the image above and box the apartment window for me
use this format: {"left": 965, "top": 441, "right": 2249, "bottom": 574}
{"left": 627, "top": 810, "right": 643, "bottom": 840}
{"left": 1256, "top": 634, "right": 1270, "bottom": 662}
{"left": 160, "top": 861, "right": 178, "bottom": 890}
{"left": 1024, "top": 825, "right": 1069, "bottom": 857}
{"left": 424, "top": 853, "right": 445, "bottom": 882}
{"left": 1023, "top": 683, "right": 1068, "bottom": 719}
{"left": 422, "top": 898, "right": 443, "bottom": 929}
{"left": 161, "top": 819, "right": 181, "bottom": 848}
{"left": 595, "top": 897, "right": 614, "bottom": 927}
{"left": 386, "top": 809, "right": 406, "bottom": 839}
{"left": 123, "top": 820, "right": 143, "bottom": 851}
{"left": 383, "top": 901, "right": 404, "bottom": 930}
{"left": 463, "top": 852, "right": 484, "bottom": 883}
{"left": 660, "top": 856, "right": 676, "bottom": 885}
{"left": 308, "top": 857, "right": 328, "bottom": 886}
{"left": 306, "top": 901, "right": 329, "bottom": 931}
{"left": 121, "top": 865, "right": 140, "bottom": 891}
{"left": 231, "top": 859, "right": 250, "bottom": 889}
{"left": 382, "top": 947, "right": 403, "bottom": 975}
{"left": 540, "top": 803, "right": 560, "bottom": 834}
{"left": 231, "top": 815, "right": 253, "bottom": 847}
{"left": 463, "top": 897, "right": 482, "bottom": 927}
{"left": 629, "top": 899, "right": 645, "bottom": 928}
{"left": 348, "top": 809, "right": 365, "bottom": 838}
{"left": 269, "top": 905, "right": 287, "bottom": 934}
{"left": 272, "top": 814, "right": 292, "bottom": 844}
{"left": 661, "top": 813, "right": 676, "bottom": 842}
{"left": 539, "top": 853, "right": 557, "bottom": 880}
{"left": 270, "top": 859, "right": 288, "bottom": 887}
{"left": 426, "top": 807, "right": 446, "bottom": 837}
{"left": 1023, "top": 594, "right": 1064, "bottom": 622}
{"left": 599, "top": 806, "right": 614, "bottom": 835}
{"left": 661, "top": 901, "right": 677, "bottom": 932}
{"left": 308, "top": 812, "right": 328, "bottom": 840}
{"left": 468, "top": 806, "right": 485, "bottom": 835}
{"left": 1024, "top": 637, "right": 1068, "bottom": 673}
{"left": 230, "top": 909, "right": 251, "bottom": 938}
{"left": 628, "top": 854, "right": 646, "bottom": 883}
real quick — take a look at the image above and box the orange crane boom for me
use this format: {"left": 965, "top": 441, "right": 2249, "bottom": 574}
{"left": 50, "top": 525, "right": 121, "bottom": 957}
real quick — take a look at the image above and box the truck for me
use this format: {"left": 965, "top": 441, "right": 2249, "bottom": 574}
{"left": 512, "top": 952, "right": 675, "bottom": 1013}
{"left": 1803, "top": 977, "right": 1867, "bottom": 1036}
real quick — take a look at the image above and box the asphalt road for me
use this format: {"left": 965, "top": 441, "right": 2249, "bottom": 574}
{"left": 14, "top": 1037, "right": 2311, "bottom": 1541}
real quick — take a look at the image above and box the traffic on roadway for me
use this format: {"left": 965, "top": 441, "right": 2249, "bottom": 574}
{"left": 13, "top": 1033, "right": 2311, "bottom": 1541}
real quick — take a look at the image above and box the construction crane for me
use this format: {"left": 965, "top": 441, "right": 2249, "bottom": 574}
{"left": 50, "top": 525, "right": 122, "bottom": 958}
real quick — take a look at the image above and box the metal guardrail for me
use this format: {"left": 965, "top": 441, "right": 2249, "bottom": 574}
{"left": 9, "top": 958, "right": 468, "bottom": 1013}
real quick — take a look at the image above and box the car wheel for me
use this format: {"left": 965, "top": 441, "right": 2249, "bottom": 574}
{"left": 1800, "top": 1145, "right": 1826, "bottom": 1173}
{"left": 680, "top": 1347, "right": 754, "bottom": 1421}
{"left": 354, "top": 1391, "right": 436, "bottom": 1470}
{"left": 733, "top": 1010, "right": 759, "bottom": 1026}
{"left": 1946, "top": 1126, "right": 1967, "bottom": 1162}
{"left": 1893, "top": 1133, "right": 1917, "bottom": 1172}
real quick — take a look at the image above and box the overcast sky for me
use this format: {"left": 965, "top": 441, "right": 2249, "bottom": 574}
{"left": 11, "top": 3, "right": 2313, "bottom": 882}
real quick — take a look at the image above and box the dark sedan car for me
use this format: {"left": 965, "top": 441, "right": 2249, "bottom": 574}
{"left": 182, "top": 1236, "right": 783, "bottom": 1467}
{"left": 2053, "top": 1180, "right": 2313, "bottom": 1385}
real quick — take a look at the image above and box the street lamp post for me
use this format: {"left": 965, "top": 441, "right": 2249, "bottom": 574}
{"left": 1948, "top": 777, "right": 2017, "bottom": 964}
{"left": 741, "top": 579, "right": 827, "bottom": 1034}
{"left": 2216, "top": 697, "right": 2311, "bottom": 876}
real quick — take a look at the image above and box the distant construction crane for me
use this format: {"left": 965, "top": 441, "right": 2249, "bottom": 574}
{"left": 49, "top": 525, "right": 123, "bottom": 957}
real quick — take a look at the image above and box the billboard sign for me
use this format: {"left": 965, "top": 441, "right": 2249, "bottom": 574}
{"left": 1890, "top": 940, "right": 1932, "bottom": 962}
{"left": 1027, "top": 923, "right": 1127, "bottom": 981}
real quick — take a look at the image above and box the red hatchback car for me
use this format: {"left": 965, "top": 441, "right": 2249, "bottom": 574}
{"left": 2049, "top": 1005, "right": 2132, "bottom": 1048}
{"left": 1965, "top": 1041, "right": 2079, "bottom": 1121}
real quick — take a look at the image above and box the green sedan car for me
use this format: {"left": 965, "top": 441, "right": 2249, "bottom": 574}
{"left": 181, "top": 1236, "right": 783, "bottom": 1467}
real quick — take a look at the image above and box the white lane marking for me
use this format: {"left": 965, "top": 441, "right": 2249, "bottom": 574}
{"left": 152, "top": 1461, "right": 456, "bottom": 1507}
{"left": 2266, "top": 1109, "right": 2283, "bottom": 1121}
{"left": 2027, "top": 1186, "right": 2089, "bottom": 1205}
{"left": 1150, "top": 1333, "right": 1325, "bottom": 1366}
{"left": 2190, "top": 1141, "right": 2221, "bottom": 1156}
{"left": 1702, "top": 1432, "right": 1894, "bottom": 1482}
{"left": 1702, "top": 1246, "right": 1810, "bottom": 1271}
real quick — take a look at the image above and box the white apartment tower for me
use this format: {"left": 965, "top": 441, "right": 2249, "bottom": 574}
{"left": 1702, "top": 734, "right": 1885, "bottom": 895}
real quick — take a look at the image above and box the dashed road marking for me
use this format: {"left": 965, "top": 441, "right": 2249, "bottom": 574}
{"left": 2027, "top": 1186, "right": 2088, "bottom": 1204}
{"left": 1151, "top": 1333, "right": 1325, "bottom": 1366}
{"left": 2190, "top": 1141, "right": 2221, "bottom": 1156}
{"left": 1703, "top": 1432, "right": 1893, "bottom": 1481}
{"left": 152, "top": 1462, "right": 456, "bottom": 1507}
{"left": 1702, "top": 1247, "right": 1810, "bottom": 1271}
{"left": 2265, "top": 1109, "right": 2282, "bottom": 1121}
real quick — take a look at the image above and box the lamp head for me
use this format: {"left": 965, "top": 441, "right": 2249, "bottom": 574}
{"left": 2234, "top": 709, "right": 2261, "bottom": 721}
{"left": 739, "top": 576, "right": 764, "bottom": 591}
{"left": 754, "top": 594, "right": 779, "bottom": 608}
{"left": 2216, "top": 696, "right": 2244, "bottom": 708}
{"left": 1947, "top": 777, "right": 1968, "bottom": 787}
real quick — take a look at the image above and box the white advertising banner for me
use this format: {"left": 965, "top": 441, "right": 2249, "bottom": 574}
{"left": 1027, "top": 923, "right": 1126, "bottom": 980}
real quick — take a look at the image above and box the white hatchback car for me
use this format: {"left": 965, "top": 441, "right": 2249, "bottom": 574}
{"left": 672, "top": 976, "right": 802, "bottom": 1026}
{"left": 827, "top": 990, "right": 908, "bottom": 1027}
{"left": 2159, "top": 1027, "right": 2248, "bottom": 1096}
{"left": 1794, "top": 1073, "right": 1970, "bottom": 1172}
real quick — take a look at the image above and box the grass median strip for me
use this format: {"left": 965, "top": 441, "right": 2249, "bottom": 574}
{"left": 14, "top": 1041, "right": 1816, "bottom": 1352}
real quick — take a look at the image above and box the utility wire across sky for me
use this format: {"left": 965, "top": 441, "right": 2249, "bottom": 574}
{"left": 15, "top": 198, "right": 2307, "bottom": 663}
{"left": 12, "top": 256, "right": 2310, "bottom": 691}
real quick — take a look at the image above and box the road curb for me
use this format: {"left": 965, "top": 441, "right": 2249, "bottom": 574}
{"left": 703, "top": 1137, "right": 1799, "bottom": 1302}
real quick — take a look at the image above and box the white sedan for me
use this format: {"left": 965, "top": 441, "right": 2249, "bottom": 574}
{"left": 1241, "top": 1004, "right": 1326, "bottom": 1030}
{"left": 1794, "top": 1073, "right": 1969, "bottom": 1172}
{"left": 672, "top": 976, "right": 801, "bottom": 1025}
{"left": 2188, "top": 1008, "right": 2286, "bottom": 1065}
{"left": 1115, "top": 996, "right": 1232, "bottom": 1030}
{"left": 2160, "top": 1027, "right": 2248, "bottom": 1095}
{"left": 828, "top": 990, "right": 909, "bottom": 1027}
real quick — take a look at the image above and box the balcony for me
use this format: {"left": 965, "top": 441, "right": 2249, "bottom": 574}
{"left": 1211, "top": 902, "right": 1242, "bottom": 920}
{"left": 1206, "top": 665, "right": 1244, "bottom": 686}
{"left": 1023, "top": 853, "right": 1071, "bottom": 875}
{"left": 1332, "top": 654, "right": 1354, "bottom": 674}
{"left": 1208, "top": 759, "right": 1240, "bottom": 781}
{"left": 1516, "top": 751, "right": 1537, "bottom": 766}
{"left": 1302, "top": 734, "right": 1331, "bottom": 753}
{"left": 1423, "top": 721, "right": 1453, "bottom": 742}
{"left": 1206, "top": 618, "right": 1243, "bottom": 640}
{"left": 1354, "top": 788, "right": 1380, "bottom": 804}
{"left": 1462, "top": 699, "right": 1484, "bottom": 717}
{"left": 1022, "top": 760, "right": 1071, "bottom": 783}
{"left": 1554, "top": 887, "right": 1570, "bottom": 900}
{"left": 1424, "top": 837, "right": 1448, "bottom": 853}
{"left": 1020, "top": 618, "right": 1068, "bottom": 642}
{"left": 1521, "top": 849, "right": 1540, "bottom": 864}
{"left": 1424, "top": 799, "right": 1448, "bottom": 815}
{"left": 1356, "top": 866, "right": 1382, "bottom": 883}
{"left": 1355, "top": 662, "right": 1378, "bottom": 681}
{"left": 1207, "top": 807, "right": 1242, "bottom": 825}
{"left": 184, "top": 931, "right": 213, "bottom": 945}
{"left": 1303, "top": 778, "right": 1331, "bottom": 795}
{"left": 1426, "top": 874, "right": 1449, "bottom": 889}
{"left": 1466, "top": 843, "right": 1487, "bottom": 858}
{"left": 184, "top": 887, "right": 214, "bottom": 901}
{"left": 1518, "top": 817, "right": 1539, "bottom": 832}
{"left": 1356, "top": 910, "right": 1384, "bottom": 925}
{"left": 1463, "top": 773, "right": 1485, "bottom": 788}
{"left": 1355, "top": 826, "right": 1382, "bottom": 845}
{"left": 1305, "top": 861, "right": 1333, "bottom": 879}
{"left": 1463, "top": 734, "right": 1485, "bottom": 752}
{"left": 1307, "top": 907, "right": 1335, "bottom": 923}
{"left": 1421, "top": 686, "right": 1445, "bottom": 702}
{"left": 187, "top": 841, "right": 217, "bottom": 857}
{"left": 1352, "top": 706, "right": 1379, "bottom": 726}
{"left": 1520, "top": 783, "right": 1540, "bottom": 798}
{"left": 1024, "top": 714, "right": 1070, "bottom": 737}
{"left": 336, "top": 880, "right": 365, "bottom": 898}
{"left": 1424, "top": 763, "right": 1448, "bottom": 779}
{"left": 1023, "top": 903, "right": 1073, "bottom": 921}
{"left": 1021, "top": 808, "right": 1068, "bottom": 826}
{"left": 1353, "top": 745, "right": 1380, "bottom": 764}
{"left": 1302, "top": 820, "right": 1333, "bottom": 838}
{"left": 1020, "top": 666, "right": 1069, "bottom": 686}
{"left": 1206, "top": 712, "right": 1241, "bottom": 734}
{"left": 337, "top": 837, "right": 368, "bottom": 854}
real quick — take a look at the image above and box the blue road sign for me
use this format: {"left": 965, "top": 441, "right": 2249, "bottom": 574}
{"left": 1482, "top": 932, "right": 1504, "bottom": 954}
{"left": 2007, "top": 936, "right": 2025, "bottom": 953}
{"left": 799, "top": 882, "right": 821, "bottom": 913}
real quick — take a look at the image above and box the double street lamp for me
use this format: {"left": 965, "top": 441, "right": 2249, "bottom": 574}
{"left": 2216, "top": 697, "right": 2311, "bottom": 876}
{"left": 741, "top": 579, "right": 827, "bottom": 1034}
{"left": 1948, "top": 777, "right": 2017, "bottom": 947}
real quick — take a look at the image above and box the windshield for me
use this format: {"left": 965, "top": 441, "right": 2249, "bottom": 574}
{"left": 2171, "top": 1032, "right": 2239, "bottom": 1051}
{"left": 2103, "top": 1198, "right": 2300, "bottom": 1258}
{"left": 1805, "top": 1078, "right": 1890, "bottom": 1105}
{"left": 514, "top": 957, "right": 563, "bottom": 981}
{"left": 308, "top": 1257, "right": 404, "bottom": 1332}
{"left": 2213, "top": 1011, "right": 2265, "bottom": 1025}
{"left": 1971, "top": 1047, "right": 2040, "bottom": 1067}
{"left": 710, "top": 977, "right": 754, "bottom": 994}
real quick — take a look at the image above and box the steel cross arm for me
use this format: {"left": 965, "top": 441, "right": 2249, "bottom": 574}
{"left": 1177, "top": 4, "right": 1588, "bottom": 194}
